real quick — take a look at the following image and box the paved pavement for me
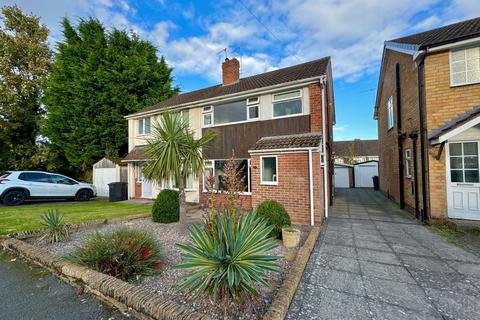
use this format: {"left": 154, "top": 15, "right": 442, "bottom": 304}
{"left": 0, "top": 250, "right": 129, "bottom": 320}
{"left": 286, "top": 188, "right": 480, "bottom": 320}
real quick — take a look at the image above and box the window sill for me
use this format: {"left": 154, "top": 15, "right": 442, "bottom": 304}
{"left": 450, "top": 80, "right": 480, "bottom": 88}
{"left": 260, "top": 182, "right": 278, "bottom": 186}
{"left": 201, "top": 190, "right": 252, "bottom": 196}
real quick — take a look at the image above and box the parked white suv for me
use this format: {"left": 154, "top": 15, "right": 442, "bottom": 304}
{"left": 0, "top": 171, "right": 97, "bottom": 206}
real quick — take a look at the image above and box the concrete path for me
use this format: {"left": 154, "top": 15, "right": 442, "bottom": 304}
{"left": 286, "top": 188, "right": 480, "bottom": 320}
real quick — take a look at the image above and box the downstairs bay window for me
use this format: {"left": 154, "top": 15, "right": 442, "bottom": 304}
{"left": 203, "top": 159, "right": 251, "bottom": 193}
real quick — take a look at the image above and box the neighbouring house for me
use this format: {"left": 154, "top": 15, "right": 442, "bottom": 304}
{"left": 333, "top": 139, "right": 379, "bottom": 164}
{"left": 123, "top": 57, "right": 335, "bottom": 225}
{"left": 375, "top": 17, "right": 480, "bottom": 221}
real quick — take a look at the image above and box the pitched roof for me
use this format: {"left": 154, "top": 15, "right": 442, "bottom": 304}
{"left": 122, "top": 145, "right": 147, "bottom": 162}
{"left": 428, "top": 106, "right": 480, "bottom": 141}
{"left": 389, "top": 17, "right": 480, "bottom": 48}
{"left": 249, "top": 132, "right": 322, "bottom": 151}
{"left": 129, "top": 57, "right": 330, "bottom": 117}
{"left": 333, "top": 139, "right": 379, "bottom": 157}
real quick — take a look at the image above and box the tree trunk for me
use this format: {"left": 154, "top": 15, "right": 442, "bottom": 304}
{"left": 178, "top": 176, "right": 187, "bottom": 231}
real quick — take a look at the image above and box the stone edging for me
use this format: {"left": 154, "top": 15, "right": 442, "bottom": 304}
{"left": 262, "top": 226, "right": 321, "bottom": 320}
{"left": 0, "top": 237, "right": 211, "bottom": 320}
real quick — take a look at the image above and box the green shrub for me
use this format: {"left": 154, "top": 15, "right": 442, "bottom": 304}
{"left": 256, "top": 200, "right": 291, "bottom": 238}
{"left": 37, "top": 209, "right": 70, "bottom": 243}
{"left": 66, "top": 228, "right": 162, "bottom": 281}
{"left": 176, "top": 210, "right": 280, "bottom": 301}
{"left": 152, "top": 189, "right": 179, "bottom": 223}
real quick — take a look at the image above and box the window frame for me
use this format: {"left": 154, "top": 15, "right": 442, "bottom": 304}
{"left": 138, "top": 117, "right": 151, "bottom": 135}
{"left": 449, "top": 46, "right": 480, "bottom": 87}
{"left": 448, "top": 141, "right": 480, "bottom": 183}
{"left": 260, "top": 155, "right": 278, "bottom": 185}
{"left": 202, "top": 106, "right": 213, "bottom": 127}
{"left": 202, "top": 159, "right": 252, "bottom": 194}
{"left": 272, "top": 89, "right": 303, "bottom": 119}
{"left": 405, "top": 149, "right": 412, "bottom": 178}
{"left": 387, "top": 96, "right": 394, "bottom": 130}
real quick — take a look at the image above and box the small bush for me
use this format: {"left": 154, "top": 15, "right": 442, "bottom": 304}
{"left": 37, "top": 209, "right": 70, "bottom": 243}
{"left": 152, "top": 189, "right": 179, "bottom": 223}
{"left": 66, "top": 228, "right": 162, "bottom": 281}
{"left": 256, "top": 200, "right": 291, "bottom": 238}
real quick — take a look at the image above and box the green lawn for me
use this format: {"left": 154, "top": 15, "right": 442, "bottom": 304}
{"left": 0, "top": 199, "right": 152, "bottom": 235}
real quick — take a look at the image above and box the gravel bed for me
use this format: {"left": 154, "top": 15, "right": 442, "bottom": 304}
{"left": 34, "top": 218, "right": 310, "bottom": 319}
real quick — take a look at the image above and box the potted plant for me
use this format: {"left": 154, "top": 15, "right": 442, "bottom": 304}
{"left": 282, "top": 227, "right": 301, "bottom": 248}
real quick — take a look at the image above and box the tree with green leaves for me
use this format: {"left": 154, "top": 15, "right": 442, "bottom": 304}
{"left": 143, "top": 113, "right": 216, "bottom": 228}
{"left": 43, "top": 17, "right": 178, "bottom": 177}
{"left": 0, "top": 5, "right": 51, "bottom": 171}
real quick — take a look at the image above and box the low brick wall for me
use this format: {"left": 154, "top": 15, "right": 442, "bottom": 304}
{"left": 0, "top": 237, "right": 210, "bottom": 320}
{"left": 262, "top": 226, "right": 321, "bottom": 320}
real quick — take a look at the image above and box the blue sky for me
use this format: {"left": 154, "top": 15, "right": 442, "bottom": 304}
{"left": 5, "top": 0, "right": 480, "bottom": 140}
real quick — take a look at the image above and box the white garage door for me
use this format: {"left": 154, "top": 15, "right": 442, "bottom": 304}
{"left": 354, "top": 163, "right": 378, "bottom": 188}
{"left": 335, "top": 167, "right": 351, "bottom": 188}
{"left": 93, "top": 168, "right": 117, "bottom": 197}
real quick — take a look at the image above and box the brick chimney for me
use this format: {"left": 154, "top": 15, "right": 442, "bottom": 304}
{"left": 222, "top": 58, "right": 240, "bottom": 85}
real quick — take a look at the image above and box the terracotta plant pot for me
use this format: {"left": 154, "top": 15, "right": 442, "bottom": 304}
{"left": 282, "top": 227, "right": 300, "bottom": 248}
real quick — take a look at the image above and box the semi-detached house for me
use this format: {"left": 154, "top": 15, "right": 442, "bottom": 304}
{"left": 123, "top": 57, "right": 335, "bottom": 225}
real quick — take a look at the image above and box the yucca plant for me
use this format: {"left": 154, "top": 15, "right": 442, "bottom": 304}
{"left": 175, "top": 209, "right": 280, "bottom": 314}
{"left": 66, "top": 228, "right": 162, "bottom": 281}
{"left": 37, "top": 209, "right": 70, "bottom": 243}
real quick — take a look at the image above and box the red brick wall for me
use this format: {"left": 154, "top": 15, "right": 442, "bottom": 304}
{"left": 222, "top": 58, "right": 240, "bottom": 85}
{"left": 198, "top": 175, "right": 252, "bottom": 211}
{"left": 309, "top": 83, "right": 323, "bottom": 132}
{"left": 250, "top": 151, "right": 324, "bottom": 225}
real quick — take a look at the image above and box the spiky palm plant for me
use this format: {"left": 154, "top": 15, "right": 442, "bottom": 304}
{"left": 175, "top": 210, "right": 280, "bottom": 305}
{"left": 37, "top": 209, "right": 70, "bottom": 243}
{"left": 143, "top": 112, "right": 216, "bottom": 228}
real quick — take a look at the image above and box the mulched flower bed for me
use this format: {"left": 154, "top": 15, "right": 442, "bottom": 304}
{"left": 32, "top": 217, "right": 310, "bottom": 319}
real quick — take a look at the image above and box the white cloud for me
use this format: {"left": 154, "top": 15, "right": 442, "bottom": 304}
{"left": 413, "top": 15, "right": 441, "bottom": 30}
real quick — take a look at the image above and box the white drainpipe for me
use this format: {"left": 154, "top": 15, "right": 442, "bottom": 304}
{"left": 321, "top": 78, "right": 329, "bottom": 219}
{"left": 308, "top": 148, "right": 314, "bottom": 226}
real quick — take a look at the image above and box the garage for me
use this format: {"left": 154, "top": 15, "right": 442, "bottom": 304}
{"left": 92, "top": 158, "right": 128, "bottom": 197}
{"left": 354, "top": 160, "right": 379, "bottom": 188}
{"left": 334, "top": 164, "right": 354, "bottom": 188}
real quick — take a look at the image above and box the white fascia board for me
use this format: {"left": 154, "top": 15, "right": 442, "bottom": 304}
{"left": 427, "top": 37, "right": 480, "bottom": 53}
{"left": 432, "top": 115, "right": 480, "bottom": 145}
{"left": 248, "top": 147, "right": 321, "bottom": 154}
{"left": 384, "top": 41, "right": 420, "bottom": 55}
{"left": 125, "top": 75, "right": 326, "bottom": 120}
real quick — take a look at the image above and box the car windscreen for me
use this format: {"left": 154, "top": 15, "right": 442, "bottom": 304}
{"left": 0, "top": 172, "right": 11, "bottom": 178}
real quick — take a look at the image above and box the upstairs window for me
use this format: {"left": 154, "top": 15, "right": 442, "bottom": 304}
{"left": 214, "top": 100, "right": 247, "bottom": 125}
{"left": 138, "top": 117, "right": 151, "bottom": 135}
{"left": 272, "top": 90, "right": 302, "bottom": 118}
{"left": 202, "top": 106, "right": 213, "bottom": 127}
{"left": 247, "top": 96, "right": 259, "bottom": 120}
{"left": 387, "top": 96, "right": 394, "bottom": 130}
{"left": 451, "top": 46, "right": 480, "bottom": 86}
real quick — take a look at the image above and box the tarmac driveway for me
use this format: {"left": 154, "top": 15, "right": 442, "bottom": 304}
{"left": 286, "top": 188, "right": 480, "bottom": 320}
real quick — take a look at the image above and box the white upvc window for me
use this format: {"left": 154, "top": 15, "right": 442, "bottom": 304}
{"left": 450, "top": 46, "right": 480, "bottom": 86}
{"left": 202, "top": 159, "right": 251, "bottom": 193}
{"left": 272, "top": 90, "right": 302, "bottom": 118}
{"left": 387, "top": 96, "right": 394, "bottom": 130}
{"left": 247, "top": 96, "right": 259, "bottom": 120}
{"left": 260, "top": 155, "right": 278, "bottom": 185}
{"left": 405, "top": 149, "right": 412, "bottom": 177}
{"left": 162, "top": 173, "right": 195, "bottom": 191}
{"left": 138, "top": 117, "right": 151, "bottom": 135}
{"left": 202, "top": 106, "right": 213, "bottom": 127}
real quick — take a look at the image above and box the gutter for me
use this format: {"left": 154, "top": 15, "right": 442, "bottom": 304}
{"left": 248, "top": 147, "right": 320, "bottom": 154}
{"left": 125, "top": 76, "right": 326, "bottom": 119}
{"left": 321, "top": 77, "right": 329, "bottom": 219}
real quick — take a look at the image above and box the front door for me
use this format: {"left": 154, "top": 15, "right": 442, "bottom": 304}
{"left": 447, "top": 141, "right": 480, "bottom": 220}
{"left": 139, "top": 165, "right": 153, "bottom": 198}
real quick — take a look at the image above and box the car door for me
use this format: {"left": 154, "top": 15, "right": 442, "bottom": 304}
{"left": 48, "top": 174, "right": 78, "bottom": 197}
{"left": 17, "top": 172, "right": 52, "bottom": 197}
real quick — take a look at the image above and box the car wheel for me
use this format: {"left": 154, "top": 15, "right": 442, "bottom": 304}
{"left": 3, "top": 190, "right": 27, "bottom": 206}
{"left": 76, "top": 189, "right": 92, "bottom": 201}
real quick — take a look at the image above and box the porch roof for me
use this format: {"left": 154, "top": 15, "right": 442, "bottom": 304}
{"left": 428, "top": 106, "right": 480, "bottom": 144}
{"left": 122, "top": 145, "right": 147, "bottom": 162}
{"left": 249, "top": 132, "right": 322, "bottom": 152}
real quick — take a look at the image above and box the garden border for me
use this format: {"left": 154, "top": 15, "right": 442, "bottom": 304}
{"left": 262, "top": 226, "right": 321, "bottom": 320}
{"left": 0, "top": 237, "right": 211, "bottom": 320}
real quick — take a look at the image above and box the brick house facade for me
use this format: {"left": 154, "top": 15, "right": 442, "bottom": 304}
{"left": 124, "top": 57, "right": 335, "bottom": 225}
{"left": 375, "top": 17, "right": 480, "bottom": 221}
